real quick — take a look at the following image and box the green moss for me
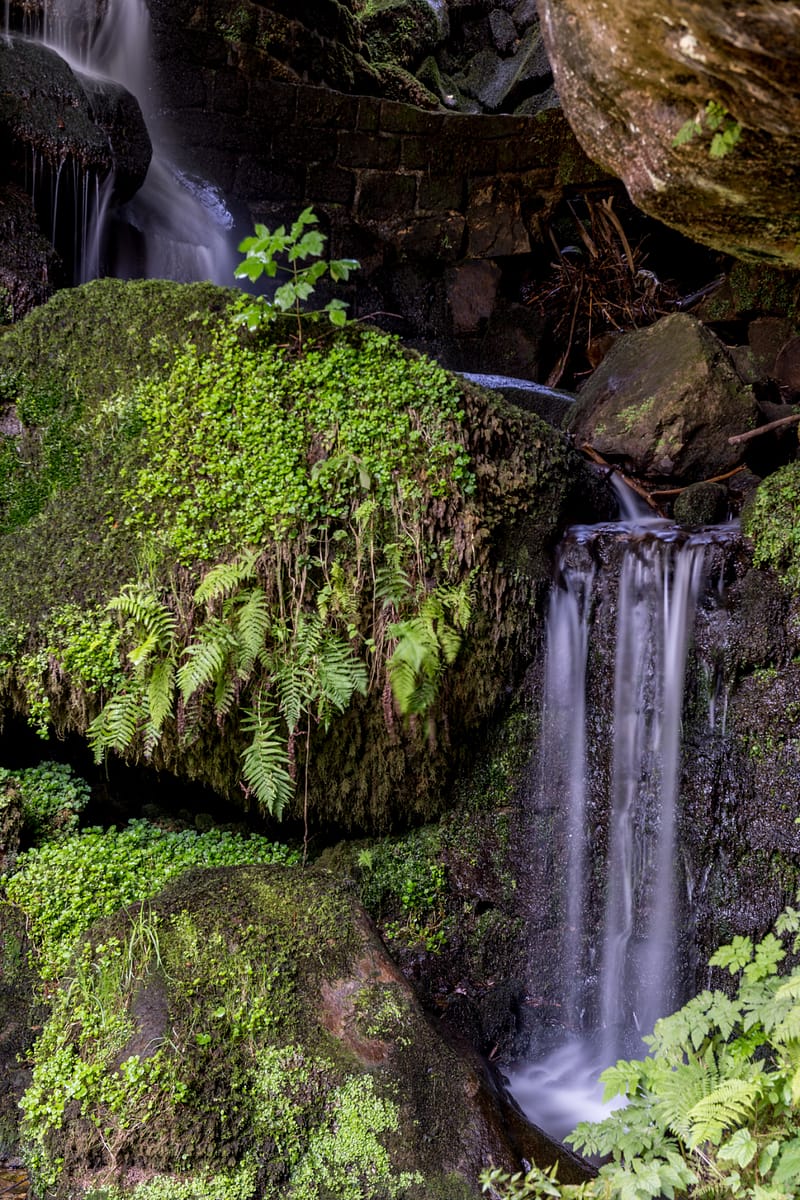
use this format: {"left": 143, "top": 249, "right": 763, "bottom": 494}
{"left": 0, "top": 280, "right": 575, "bottom": 830}
{"left": 743, "top": 461, "right": 800, "bottom": 590}
{"left": 0, "top": 279, "right": 235, "bottom": 408}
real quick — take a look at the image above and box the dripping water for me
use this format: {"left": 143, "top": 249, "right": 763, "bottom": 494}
{"left": 508, "top": 507, "right": 735, "bottom": 1142}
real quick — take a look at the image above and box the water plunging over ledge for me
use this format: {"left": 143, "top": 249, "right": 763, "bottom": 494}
{"left": 27, "top": 0, "right": 236, "bottom": 284}
{"left": 508, "top": 510, "right": 739, "bottom": 1142}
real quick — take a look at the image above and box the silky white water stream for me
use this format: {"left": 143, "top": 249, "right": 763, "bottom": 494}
{"left": 30, "top": 0, "right": 235, "bottom": 283}
{"left": 508, "top": 510, "right": 733, "bottom": 1143}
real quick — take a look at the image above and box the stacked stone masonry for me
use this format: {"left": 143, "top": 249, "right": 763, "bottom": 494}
{"left": 159, "top": 77, "right": 600, "bottom": 267}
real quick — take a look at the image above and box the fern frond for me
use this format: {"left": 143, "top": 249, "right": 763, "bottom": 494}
{"left": 240, "top": 705, "right": 294, "bottom": 819}
{"left": 178, "top": 619, "right": 237, "bottom": 701}
{"left": 213, "top": 674, "right": 238, "bottom": 718}
{"left": 109, "top": 584, "right": 176, "bottom": 651}
{"left": 193, "top": 551, "right": 259, "bottom": 604}
{"left": 233, "top": 587, "right": 271, "bottom": 672}
{"left": 685, "top": 1078, "right": 760, "bottom": 1149}
{"left": 374, "top": 544, "right": 411, "bottom": 609}
{"left": 88, "top": 690, "right": 144, "bottom": 762}
{"left": 293, "top": 611, "right": 325, "bottom": 666}
{"left": 387, "top": 615, "right": 442, "bottom": 716}
{"left": 273, "top": 657, "right": 314, "bottom": 735}
{"left": 147, "top": 658, "right": 175, "bottom": 733}
{"left": 314, "top": 634, "right": 368, "bottom": 726}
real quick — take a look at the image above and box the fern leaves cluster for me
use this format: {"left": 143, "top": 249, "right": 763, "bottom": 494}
{"left": 86, "top": 540, "right": 469, "bottom": 820}
{"left": 482, "top": 906, "right": 800, "bottom": 1200}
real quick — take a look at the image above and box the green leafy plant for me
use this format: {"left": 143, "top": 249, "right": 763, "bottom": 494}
{"left": 1, "top": 816, "right": 299, "bottom": 981}
{"left": 481, "top": 906, "right": 800, "bottom": 1200}
{"left": 233, "top": 207, "right": 359, "bottom": 348}
{"left": 674, "top": 100, "right": 743, "bottom": 158}
{"left": 0, "top": 760, "right": 90, "bottom": 847}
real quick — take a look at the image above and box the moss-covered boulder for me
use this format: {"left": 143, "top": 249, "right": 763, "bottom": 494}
{"left": 566, "top": 313, "right": 759, "bottom": 483}
{"left": 0, "top": 278, "right": 593, "bottom": 833}
{"left": 19, "top": 864, "right": 584, "bottom": 1198}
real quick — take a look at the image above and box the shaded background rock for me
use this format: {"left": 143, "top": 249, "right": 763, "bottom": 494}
{"left": 538, "top": 0, "right": 800, "bottom": 267}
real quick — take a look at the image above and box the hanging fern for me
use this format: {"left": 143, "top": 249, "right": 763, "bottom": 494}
{"left": 193, "top": 550, "right": 259, "bottom": 604}
{"left": 240, "top": 700, "right": 294, "bottom": 819}
{"left": 88, "top": 689, "right": 145, "bottom": 761}
{"left": 177, "top": 617, "right": 239, "bottom": 703}
{"left": 387, "top": 582, "right": 471, "bottom": 717}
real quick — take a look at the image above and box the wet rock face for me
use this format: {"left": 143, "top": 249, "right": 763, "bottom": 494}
{"left": 0, "top": 34, "right": 150, "bottom": 300}
{"left": 566, "top": 313, "right": 759, "bottom": 482}
{"left": 0, "top": 185, "right": 59, "bottom": 319}
{"left": 0, "top": 36, "right": 150, "bottom": 197}
{"left": 684, "top": 549, "right": 800, "bottom": 969}
{"left": 538, "top": 0, "right": 800, "bottom": 267}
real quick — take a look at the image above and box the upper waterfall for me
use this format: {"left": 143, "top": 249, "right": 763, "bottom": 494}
{"left": 30, "top": 0, "right": 236, "bottom": 284}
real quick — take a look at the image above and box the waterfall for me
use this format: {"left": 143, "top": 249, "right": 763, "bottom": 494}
{"left": 28, "top": 0, "right": 235, "bottom": 284}
{"left": 509, "top": 514, "right": 732, "bottom": 1141}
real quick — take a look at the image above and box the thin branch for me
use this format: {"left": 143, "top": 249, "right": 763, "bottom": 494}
{"left": 649, "top": 465, "right": 747, "bottom": 498}
{"left": 728, "top": 412, "right": 800, "bottom": 445}
{"left": 579, "top": 443, "right": 664, "bottom": 513}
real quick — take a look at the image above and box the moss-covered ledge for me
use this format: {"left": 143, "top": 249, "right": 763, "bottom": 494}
{"left": 0, "top": 279, "right": 594, "bottom": 832}
{"left": 16, "top": 862, "right": 589, "bottom": 1199}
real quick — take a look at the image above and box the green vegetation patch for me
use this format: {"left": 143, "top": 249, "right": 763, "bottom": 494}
{"left": 0, "top": 275, "right": 575, "bottom": 828}
{"left": 125, "top": 324, "right": 472, "bottom": 563}
{"left": 2, "top": 817, "right": 299, "bottom": 980}
{"left": 482, "top": 906, "right": 800, "bottom": 1200}
{"left": 743, "top": 460, "right": 800, "bottom": 590}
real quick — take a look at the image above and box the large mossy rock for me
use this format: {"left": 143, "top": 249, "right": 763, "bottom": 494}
{"left": 0, "top": 279, "right": 596, "bottom": 833}
{"left": 20, "top": 865, "right": 585, "bottom": 1198}
{"left": 566, "top": 313, "right": 759, "bottom": 482}
{"left": 538, "top": 0, "right": 800, "bottom": 266}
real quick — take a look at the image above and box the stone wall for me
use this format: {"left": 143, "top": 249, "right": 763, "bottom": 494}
{"left": 156, "top": 63, "right": 603, "bottom": 360}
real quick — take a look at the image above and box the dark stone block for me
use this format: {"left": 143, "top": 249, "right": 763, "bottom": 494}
{"left": 394, "top": 214, "right": 467, "bottom": 263}
{"left": 417, "top": 174, "right": 465, "bottom": 213}
{"left": 356, "top": 97, "right": 381, "bottom": 132}
{"left": 356, "top": 171, "right": 417, "bottom": 221}
{"left": 379, "top": 100, "right": 445, "bottom": 135}
{"left": 233, "top": 155, "right": 306, "bottom": 204}
{"left": 306, "top": 164, "right": 356, "bottom": 206}
{"left": 212, "top": 67, "right": 249, "bottom": 115}
{"left": 248, "top": 79, "right": 299, "bottom": 127}
{"left": 496, "top": 136, "right": 551, "bottom": 172}
{"left": 296, "top": 85, "right": 360, "bottom": 128}
{"left": 337, "top": 131, "right": 401, "bottom": 169}
{"left": 272, "top": 126, "right": 338, "bottom": 164}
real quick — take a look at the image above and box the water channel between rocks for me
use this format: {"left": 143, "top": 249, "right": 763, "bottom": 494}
{"left": 508, "top": 500, "right": 740, "bottom": 1143}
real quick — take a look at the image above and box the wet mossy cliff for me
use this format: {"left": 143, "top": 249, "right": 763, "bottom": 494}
{"left": 0, "top": 278, "right": 597, "bottom": 834}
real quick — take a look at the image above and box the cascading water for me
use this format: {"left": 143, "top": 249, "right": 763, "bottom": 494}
{"left": 29, "top": 0, "right": 235, "bottom": 283}
{"left": 509, "top": 501, "right": 734, "bottom": 1142}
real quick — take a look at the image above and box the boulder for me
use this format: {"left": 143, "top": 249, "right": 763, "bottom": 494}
{"left": 454, "top": 23, "right": 551, "bottom": 113}
{"left": 20, "top": 865, "right": 588, "bottom": 1196}
{"left": 538, "top": 0, "right": 800, "bottom": 267}
{"left": 358, "top": 0, "right": 444, "bottom": 71}
{"left": 0, "top": 280, "right": 596, "bottom": 833}
{"left": 566, "top": 313, "right": 759, "bottom": 482}
{"left": 673, "top": 480, "right": 728, "bottom": 527}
